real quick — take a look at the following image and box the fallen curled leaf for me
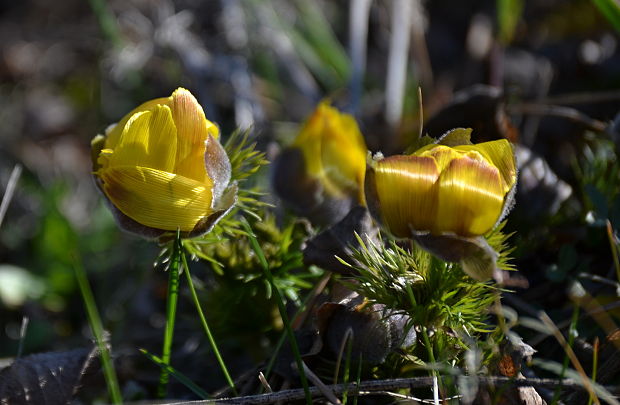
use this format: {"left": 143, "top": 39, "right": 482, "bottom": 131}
{"left": 0, "top": 346, "right": 100, "bottom": 405}
{"left": 316, "top": 296, "right": 416, "bottom": 365}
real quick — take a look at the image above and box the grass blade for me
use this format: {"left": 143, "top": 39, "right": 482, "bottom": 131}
{"left": 140, "top": 349, "right": 210, "bottom": 399}
{"left": 240, "top": 217, "right": 312, "bottom": 404}
{"left": 73, "top": 257, "right": 122, "bottom": 404}
{"left": 592, "top": 0, "right": 620, "bottom": 33}
{"left": 180, "top": 246, "right": 238, "bottom": 395}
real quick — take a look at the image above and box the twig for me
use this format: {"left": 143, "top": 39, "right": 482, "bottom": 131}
{"left": 507, "top": 103, "right": 609, "bottom": 133}
{"left": 539, "top": 90, "right": 620, "bottom": 106}
{"left": 0, "top": 164, "right": 22, "bottom": 229}
{"left": 299, "top": 362, "right": 341, "bottom": 405}
{"left": 150, "top": 376, "right": 620, "bottom": 405}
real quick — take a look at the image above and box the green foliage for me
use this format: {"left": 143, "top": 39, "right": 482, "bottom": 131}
{"left": 223, "top": 129, "right": 270, "bottom": 220}
{"left": 592, "top": 0, "right": 620, "bottom": 33}
{"left": 186, "top": 214, "right": 320, "bottom": 304}
{"left": 338, "top": 228, "right": 515, "bottom": 367}
{"left": 497, "top": 0, "right": 524, "bottom": 44}
{"left": 575, "top": 139, "right": 620, "bottom": 227}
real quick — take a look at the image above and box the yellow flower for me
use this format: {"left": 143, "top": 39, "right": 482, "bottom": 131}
{"left": 365, "top": 128, "right": 517, "bottom": 281}
{"left": 367, "top": 131, "right": 516, "bottom": 238}
{"left": 273, "top": 101, "right": 368, "bottom": 225}
{"left": 91, "top": 88, "right": 236, "bottom": 238}
{"left": 293, "top": 101, "right": 367, "bottom": 204}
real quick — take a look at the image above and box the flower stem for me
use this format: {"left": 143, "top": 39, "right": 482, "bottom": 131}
{"left": 180, "top": 246, "right": 238, "bottom": 395}
{"left": 240, "top": 218, "right": 312, "bottom": 405}
{"left": 157, "top": 231, "right": 182, "bottom": 398}
{"left": 421, "top": 326, "right": 443, "bottom": 403}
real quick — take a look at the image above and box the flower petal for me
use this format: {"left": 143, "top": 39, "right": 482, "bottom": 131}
{"left": 374, "top": 155, "right": 440, "bottom": 237}
{"left": 293, "top": 102, "right": 327, "bottom": 178}
{"left": 105, "top": 97, "right": 170, "bottom": 149}
{"left": 455, "top": 139, "right": 516, "bottom": 193}
{"left": 102, "top": 105, "right": 178, "bottom": 174}
{"left": 99, "top": 166, "right": 214, "bottom": 232}
{"left": 321, "top": 112, "right": 367, "bottom": 202}
{"left": 169, "top": 88, "right": 218, "bottom": 183}
{"left": 418, "top": 145, "right": 463, "bottom": 172}
{"left": 435, "top": 153, "right": 504, "bottom": 235}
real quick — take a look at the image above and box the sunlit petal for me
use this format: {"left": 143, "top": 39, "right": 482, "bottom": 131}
{"left": 169, "top": 88, "right": 216, "bottom": 183}
{"left": 435, "top": 153, "right": 504, "bottom": 236}
{"left": 374, "top": 155, "right": 440, "bottom": 237}
{"left": 105, "top": 105, "right": 178, "bottom": 173}
{"left": 321, "top": 111, "right": 367, "bottom": 200}
{"left": 105, "top": 97, "right": 169, "bottom": 149}
{"left": 99, "top": 166, "right": 214, "bottom": 232}
{"left": 455, "top": 139, "right": 516, "bottom": 192}
{"left": 293, "top": 102, "right": 327, "bottom": 178}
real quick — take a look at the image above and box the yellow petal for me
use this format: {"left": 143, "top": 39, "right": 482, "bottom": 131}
{"left": 99, "top": 166, "right": 213, "bottom": 231}
{"left": 435, "top": 153, "right": 504, "bottom": 236}
{"left": 169, "top": 88, "right": 214, "bottom": 183}
{"left": 455, "top": 139, "right": 516, "bottom": 193}
{"left": 102, "top": 105, "right": 178, "bottom": 174}
{"left": 105, "top": 97, "right": 170, "bottom": 149}
{"left": 293, "top": 101, "right": 367, "bottom": 202}
{"left": 374, "top": 155, "right": 440, "bottom": 237}
{"left": 321, "top": 112, "right": 367, "bottom": 201}
{"left": 418, "top": 145, "right": 463, "bottom": 172}
{"left": 293, "top": 103, "right": 327, "bottom": 178}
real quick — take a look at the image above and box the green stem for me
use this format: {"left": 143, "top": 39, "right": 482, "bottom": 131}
{"left": 180, "top": 247, "right": 238, "bottom": 395}
{"left": 240, "top": 218, "right": 312, "bottom": 405}
{"left": 553, "top": 304, "right": 580, "bottom": 404}
{"left": 421, "top": 326, "right": 444, "bottom": 399}
{"left": 73, "top": 257, "right": 122, "bottom": 404}
{"left": 157, "top": 231, "right": 182, "bottom": 398}
{"left": 588, "top": 338, "right": 599, "bottom": 405}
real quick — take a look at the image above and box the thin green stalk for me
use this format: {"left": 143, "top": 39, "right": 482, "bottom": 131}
{"left": 264, "top": 325, "right": 288, "bottom": 379}
{"left": 406, "top": 283, "right": 443, "bottom": 399}
{"left": 240, "top": 218, "right": 312, "bottom": 405}
{"left": 607, "top": 221, "right": 620, "bottom": 283}
{"left": 157, "top": 231, "right": 182, "bottom": 398}
{"left": 264, "top": 273, "right": 330, "bottom": 382}
{"left": 588, "top": 338, "right": 600, "bottom": 405}
{"left": 73, "top": 257, "right": 122, "bottom": 404}
{"left": 140, "top": 349, "right": 210, "bottom": 399}
{"left": 180, "top": 247, "right": 238, "bottom": 395}
{"left": 421, "top": 326, "right": 443, "bottom": 402}
{"left": 552, "top": 304, "right": 580, "bottom": 404}
{"left": 353, "top": 354, "right": 362, "bottom": 405}
{"left": 341, "top": 331, "right": 354, "bottom": 405}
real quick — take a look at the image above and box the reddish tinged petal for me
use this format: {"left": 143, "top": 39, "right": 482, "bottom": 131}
{"left": 435, "top": 153, "right": 504, "bottom": 236}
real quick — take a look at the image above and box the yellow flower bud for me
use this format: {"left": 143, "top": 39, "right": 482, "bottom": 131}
{"left": 367, "top": 131, "right": 516, "bottom": 238}
{"left": 365, "top": 128, "right": 517, "bottom": 281}
{"left": 273, "top": 101, "right": 368, "bottom": 225}
{"left": 293, "top": 101, "right": 367, "bottom": 203}
{"left": 91, "top": 88, "right": 236, "bottom": 238}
